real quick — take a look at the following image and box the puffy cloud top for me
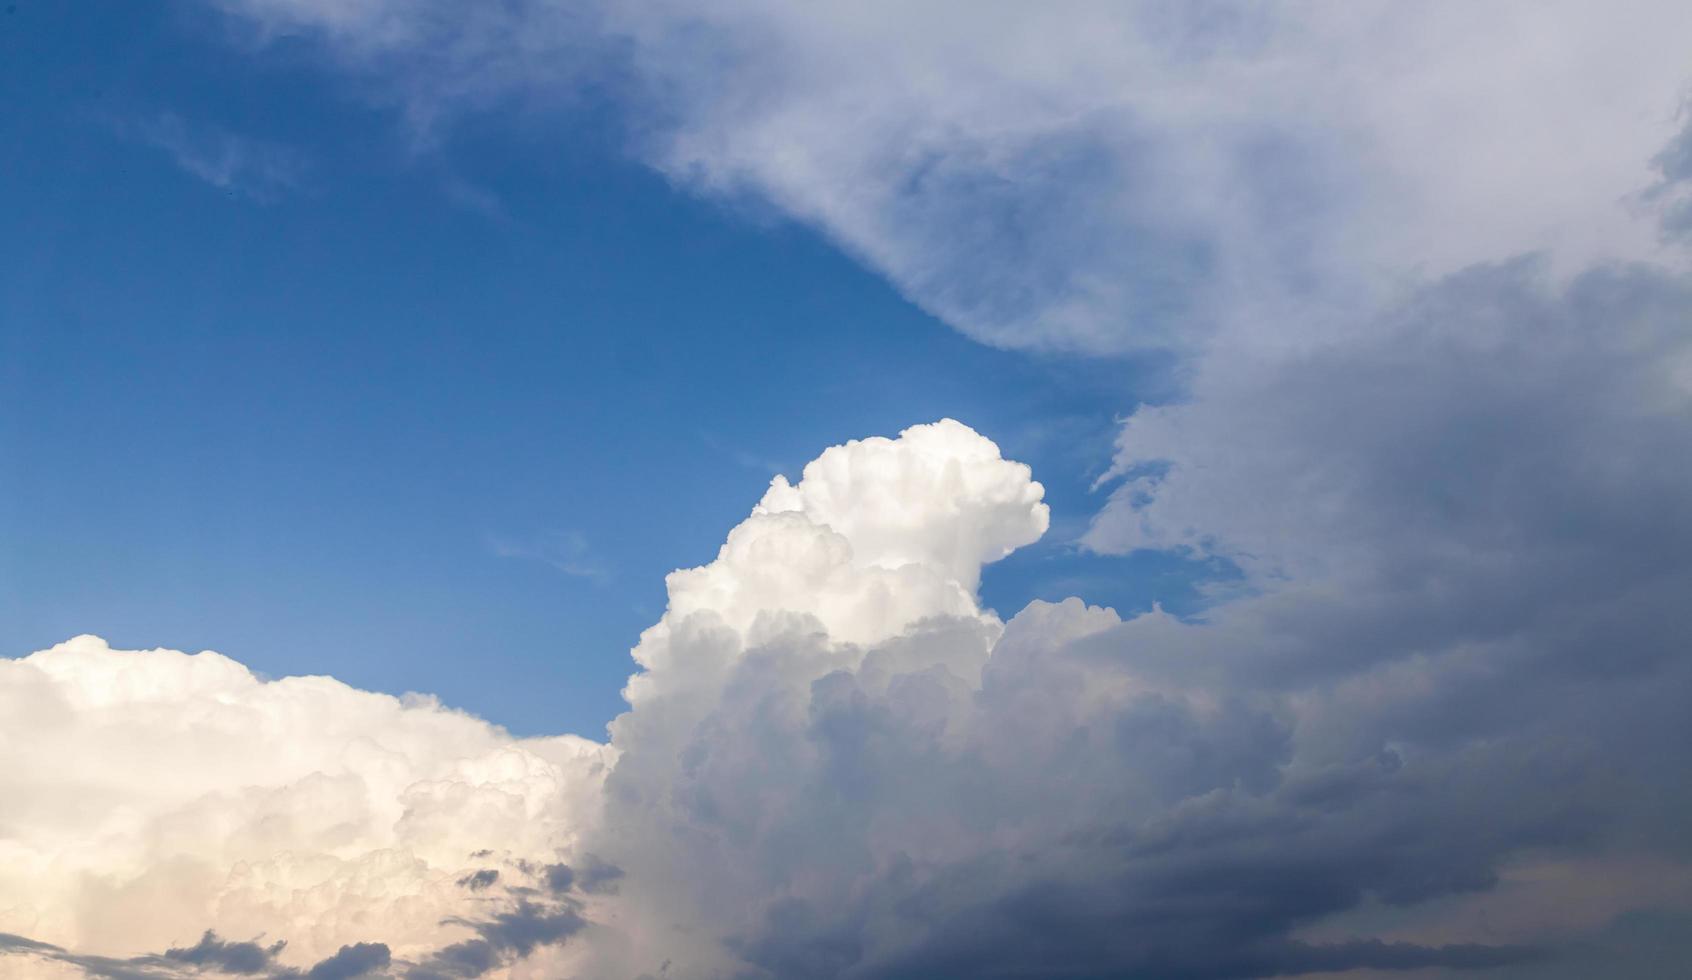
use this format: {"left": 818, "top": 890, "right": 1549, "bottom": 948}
{"left": 755, "top": 419, "right": 1049, "bottom": 589}
{"left": 637, "top": 419, "right": 1046, "bottom": 677}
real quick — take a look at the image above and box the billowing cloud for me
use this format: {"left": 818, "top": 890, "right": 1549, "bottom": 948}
{"left": 565, "top": 403, "right": 1692, "bottom": 977}
{"left": 6, "top": 413, "right": 1692, "bottom": 977}
{"left": 0, "top": 635, "right": 612, "bottom": 973}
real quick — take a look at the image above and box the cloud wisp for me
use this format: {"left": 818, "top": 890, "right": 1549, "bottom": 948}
{"left": 122, "top": 113, "right": 306, "bottom": 202}
{"left": 485, "top": 530, "right": 610, "bottom": 583}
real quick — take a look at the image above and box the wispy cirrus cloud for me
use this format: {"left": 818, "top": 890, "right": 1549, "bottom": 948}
{"left": 484, "top": 529, "right": 608, "bottom": 582}
{"left": 121, "top": 112, "right": 306, "bottom": 202}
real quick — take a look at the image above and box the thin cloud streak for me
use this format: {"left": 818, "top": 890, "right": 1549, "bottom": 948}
{"left": 121, "top": 112, "right": 306, "bottom": 202}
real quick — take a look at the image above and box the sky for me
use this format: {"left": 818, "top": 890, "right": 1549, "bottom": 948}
{"left": 3, "top": 3, "right": 1692, "bottom": 980}
{"left": 0, "top": 1, "right": 1203, "bottom": 735}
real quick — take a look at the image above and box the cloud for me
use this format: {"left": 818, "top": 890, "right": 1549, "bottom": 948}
{"left": 0, "top": 856, "right": 598, "bottom": 980}
{"left": 7, "top": 415, "right": 1692, "bottom": 977}
{"left": 208, "top": 1, "right": 1688, "bottom": 352}
{"left": 1, "top": 929, "right": 296, "bottom": 980}
{"left": 1647, "top": 104, "right": 1692, "bottom": 242}
{"left": 2, "top": 930, "right": 191, "bottom": 979}
{"left": 124, "top": 113, "right": 305, "bottom": 202}
{"left": 0, "top": 635, "right": 613, "bottom": 973}
{"left": 1086, "top": 259, "right": 1692, "bottom": 581}
{"left": 12, "top": 3, "right": 1692, "bottom": 978}
{"left": 409, "top": 899, "right": 585, "bottom": 979}
{"left": 485, "top": 530, "right": 609, "bottom": 582}
{"left": 306, "top": 943, "right": 391, "bottom": 980}
{"left": 455, "top": 871, "right": 499, "bottom": 892}
{"left": 560, "top": 420, "right": 1687, "bottom": 978}
{"left": 164, "top": 933, "right": 287, "bottom": 975}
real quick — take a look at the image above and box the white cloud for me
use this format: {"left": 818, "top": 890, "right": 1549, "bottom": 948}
{"left": 0, "top": 635, "right": 612, "bottom": 973}
{"left": 213, "top": 1, "right": 1690, "bottom": 351}
{"left": 128, "top": 114, "right": 305, "bottom": 202}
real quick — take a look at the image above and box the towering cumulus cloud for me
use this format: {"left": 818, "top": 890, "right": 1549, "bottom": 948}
{"left": 11, "top": 418, "right": 1688, "bottom": 977}
{"left": 575, "top": 413, "right": 1691, "bottom": 978}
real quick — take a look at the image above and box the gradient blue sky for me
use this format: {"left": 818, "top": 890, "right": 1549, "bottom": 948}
{"left": 0, "top": 2, "right": 1223, "bottom": 735}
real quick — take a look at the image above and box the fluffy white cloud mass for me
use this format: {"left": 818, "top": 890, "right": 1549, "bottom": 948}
{"left": 0, "top": 635, "right": 613, "bottom": 976}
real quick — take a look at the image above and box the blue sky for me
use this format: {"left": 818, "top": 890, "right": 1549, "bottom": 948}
{"left": 0, "top": 2, "right": 1217, "bottom": 735}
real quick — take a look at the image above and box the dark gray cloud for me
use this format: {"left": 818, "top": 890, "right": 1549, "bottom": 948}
{"left": 4, "top": 929, "right": 400, "bottom": 980}
{"left": 542, "top": 863, "right": 575, "bottom": 895}
{"left": 706, "top": 637, "right": 1577, "bottom": 979}
{"left": 1648, "top": 109, "right": 1692, "bottom": 241}
{"left": 305, "top": 943, "right": 392, "bottom": 980}
{"left": 520, "top": 855, "right": 622, "bottom": 897}
{"left": 571, "top": 856, "right": 625, "bottom": 895}
{"left": 1652, "top": 111, "right": 1692, "bottom": 185}
{"left": 164, "top": 933, "right": 288, "bottom": 975}
{"left": 1, "top": 933, "right": 65, "bottom": 957}
{"left": 573, "top": 254, "right": 1692, "bottom": 978}
{"left": 0, "top": 852, "right": 603, "bottom": 980}
{"left": 2, "top": 930, "right": 287, "bottom": 980}
{"left": 1, "top": 898, "right": 590, "bottom": 980}
{"left": 406, "top": 899, "right": 585, "bottom": 979}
